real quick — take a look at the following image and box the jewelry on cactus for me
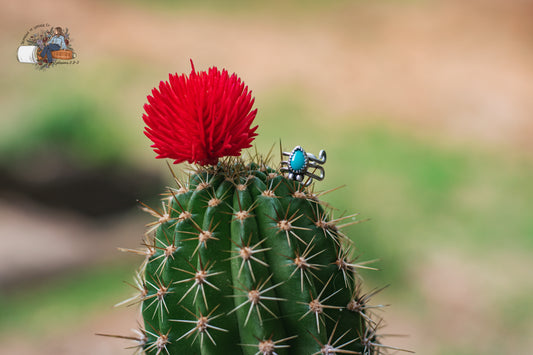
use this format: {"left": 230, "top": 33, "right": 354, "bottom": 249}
{"left": 280, "top": 145, "right": 327, "bottom": 186}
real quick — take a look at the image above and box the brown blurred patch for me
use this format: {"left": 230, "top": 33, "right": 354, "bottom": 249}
{"left": 0, "top": 199, "right": 148, "bottom": 290}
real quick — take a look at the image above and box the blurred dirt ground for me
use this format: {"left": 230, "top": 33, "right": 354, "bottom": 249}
{"left": 1, "top": 0, "right": 533, "bottom": 354}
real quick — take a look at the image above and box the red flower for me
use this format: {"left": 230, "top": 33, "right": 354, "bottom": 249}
{"left": 143, "top": 61, "right": 258, "bottom": 165}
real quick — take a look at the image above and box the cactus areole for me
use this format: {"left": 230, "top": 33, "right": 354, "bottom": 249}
{"left": 122, "top": 61, "right": 391, "bottom": 355}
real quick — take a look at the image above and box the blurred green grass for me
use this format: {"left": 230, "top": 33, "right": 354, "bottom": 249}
{"left": 114, "top": 0, "right": 357, "bottom": 15}
{"left": 0, "top": 93, "right": 127, "bottom": 167}
{"left": 114, "top": 0, "right": 427, "bottom": 15}
{"left": 0, "top": 261, "right": 135, "bottom": 336}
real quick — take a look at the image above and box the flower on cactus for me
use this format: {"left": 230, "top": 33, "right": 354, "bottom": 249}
{"left": 142, "top": 60, "right": 258, "bottom": 166}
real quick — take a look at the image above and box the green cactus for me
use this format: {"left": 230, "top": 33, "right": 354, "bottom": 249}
{"left": 112, "top": 62, "right": 401, "bottom": 354}
{"left": 133, "top": 159, "right": 386, "bottom": 355}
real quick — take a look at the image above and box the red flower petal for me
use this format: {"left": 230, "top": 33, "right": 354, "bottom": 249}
{"left": 143, "top": 61, "right": 258, "bottom": 165}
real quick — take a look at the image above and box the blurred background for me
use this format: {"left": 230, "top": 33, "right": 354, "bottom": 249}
{"left": 1, "top": 0, "right": 533, "bottom": 353}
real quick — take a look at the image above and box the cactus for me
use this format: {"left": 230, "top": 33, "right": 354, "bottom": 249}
{"left": 114, "top": 62, "right": 401, "bottom": 354}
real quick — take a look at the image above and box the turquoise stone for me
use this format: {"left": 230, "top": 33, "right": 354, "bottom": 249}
{"left": 290, "top": 148, "right": 306, "bottom": 171}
